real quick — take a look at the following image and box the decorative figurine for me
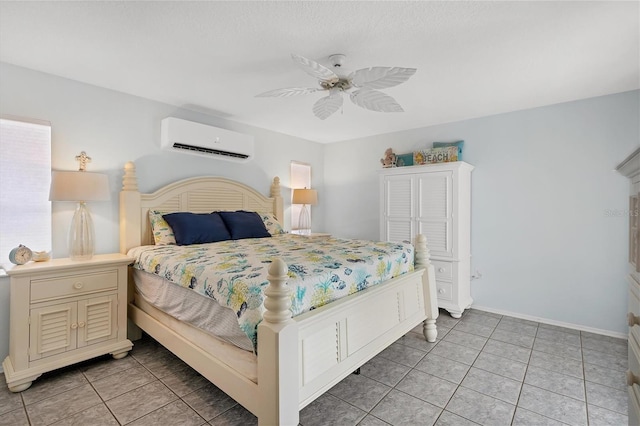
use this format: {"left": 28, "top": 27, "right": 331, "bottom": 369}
{"left": 380, "top": 148, "right": 397, "bottom": 168}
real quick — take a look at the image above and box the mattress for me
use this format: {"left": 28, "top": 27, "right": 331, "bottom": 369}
{"left": 128, "top": 234, "right": 415, "bottom": 350}
{"left": 133, "top": 268, "right": 254, "bottom": 351}
{"left": 132, "top": 290, "right": 258, "bottom": 383}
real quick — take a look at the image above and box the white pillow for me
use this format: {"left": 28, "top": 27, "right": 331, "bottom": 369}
{"left": 259, "top": 212, "right": 285, "bottom": 235}
{"left": 148, "top": 210, "right": 177, "bottom": 245}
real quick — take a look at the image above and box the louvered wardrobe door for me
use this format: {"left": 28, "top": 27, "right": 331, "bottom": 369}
{"left": 381, "top": 175, "right": 415, "bottom": 242}
{"left": 416, "top": 172, "right": 453, "bottom": 258}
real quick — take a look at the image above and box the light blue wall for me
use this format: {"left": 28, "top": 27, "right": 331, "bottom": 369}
{"left": 0, "top": 62, "right": 325, "bottom": 255}
{"left": 0, "top": 62, "right": 325, "bottom": 366}
{"left": 1, "top": 60, "right": 637, "bottom": 368}
{"left": 323, "top": 90, "right": 640, "bottom": 336}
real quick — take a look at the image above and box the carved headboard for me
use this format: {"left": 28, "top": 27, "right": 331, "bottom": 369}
{"left": 119, "top": 161, "right": 284, "bottom": 253}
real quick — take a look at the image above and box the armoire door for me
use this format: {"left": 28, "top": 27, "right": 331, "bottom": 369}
{"left": 416, "top": 171, "right": 453, "bottom": 259}
{"left": 382, "top": 175, "right": 415, "bottom": 242}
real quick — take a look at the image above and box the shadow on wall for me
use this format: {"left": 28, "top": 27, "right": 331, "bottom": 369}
{"left": 131, "top": 153, "right": 273, "bottom": 195}
{"left": 119, "top": 153, "right": 294, "bottom": 232}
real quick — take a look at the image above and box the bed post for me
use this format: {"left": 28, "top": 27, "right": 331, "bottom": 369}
{"left": 415, "top": 234, "right": 439, "bottom": 342}
{"left": 119, "top": 161, "right": 143, "bottom": 341}
{"left": 257, "top": 258, "right": 299, "bottom": 426}
{"left": 270, "top": 176, "right": 284, "bottom": 223}
{"left": 119, "top": 161, "right": 141, "bottom": 255}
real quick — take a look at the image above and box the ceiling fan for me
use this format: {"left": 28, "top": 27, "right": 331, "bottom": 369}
{"left": 256, "top": 54, "right": 417, "bottom": 120}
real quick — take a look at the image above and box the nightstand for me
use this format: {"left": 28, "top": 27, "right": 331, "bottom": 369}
{"left": 2, "top": 253, "right": 133, "bottom": 392}
{"left": 291, "top": 231, "right": 332, "bottom": 239}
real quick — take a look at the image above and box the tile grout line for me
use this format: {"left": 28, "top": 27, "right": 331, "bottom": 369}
{"left": 432, "top": 313, "right": 489, "bottom": 426}
{"left": 19, "top": 390, "right": 32, "bottom": 426}
{"left": 506, "top": 317, "right": 536, "bottom": 426}
{"left": 78, "top": 366, "right": 118, "bottom": 424}
{"left": 471, "top": 313, "right": 528, "bottom": 426}
{"left": 509, "top": 322, "right": 553, "bottom": 425}
{"left": 581, "top": 330, "right": 591, "bottom": 426}
{"left": 2, "top": 309, "right": 628, "bottom": 426}
{"left": 430, "top": 315, "right": 461, "bottom": 425}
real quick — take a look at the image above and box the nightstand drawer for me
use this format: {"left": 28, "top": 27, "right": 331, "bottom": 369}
{"left": 31, "top": 271, "right": 118, "bottom": 302}
{"left": 432, "top": 260, "right": 452, "bottom": 280}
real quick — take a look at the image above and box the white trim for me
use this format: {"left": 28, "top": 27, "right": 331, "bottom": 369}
{"left": 0, "top": 115, "right": 51, "bottom": 127}
{"left": 616, "top": 146, "right": 640, "bottom": 179}
{"left": 472, "top": 304, "right": 627, "bottom": 340}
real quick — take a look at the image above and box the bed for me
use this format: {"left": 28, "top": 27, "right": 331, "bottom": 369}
{"left": 119, "top": 161, "right": 439, "bottom": 425}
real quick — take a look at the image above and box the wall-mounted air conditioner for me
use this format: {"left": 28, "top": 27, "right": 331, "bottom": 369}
{"left": 160, "top": 117, "right": 254, "bottom": 163}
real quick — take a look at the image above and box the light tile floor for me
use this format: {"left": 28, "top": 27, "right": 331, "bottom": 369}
{"left": 0, "top": 309, "right": 628, "bottom": 425}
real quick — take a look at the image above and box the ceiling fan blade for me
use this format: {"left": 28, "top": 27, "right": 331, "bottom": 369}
{"left": 313, "top": 93, "right": 343, "bottom": 120}
{"left": 349, "top": 89, "right": 404, "bottom": 113}
{"left": 292, "top": 53, "right": 339, "bottom": 84}
{"left": 255, "top": 87, "right": 319, "bottom": 98}
{"left": 349, "top": 67, "right": 417, "bottom": 90}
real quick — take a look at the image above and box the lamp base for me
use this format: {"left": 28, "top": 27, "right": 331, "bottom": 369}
{"left": 68, "top": 202, "right": 95, "bottom": 261}
{"left": 297, "top": 204, "right": 311, "bottom": 235}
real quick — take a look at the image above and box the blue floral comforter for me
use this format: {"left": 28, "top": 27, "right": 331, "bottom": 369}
{"left": 128, "top": 234, "right": 414, "bottom": 350}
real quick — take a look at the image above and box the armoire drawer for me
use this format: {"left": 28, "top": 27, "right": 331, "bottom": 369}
{"left": 432, "top": 260, "right": 452, "bottom": 280}
{"left": 436, "top": 281, "right": 453, "bottom": 301}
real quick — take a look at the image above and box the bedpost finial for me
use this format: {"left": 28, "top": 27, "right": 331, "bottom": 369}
{"left": 269, "top": 257, "right": 287, "bottom": 276}
{"left": 122, "top": 161, "right": 139, "bottom": 191}
{"left": 263, "top": 258, "right": 292, "bottom": 324}
{"left": 414, "top": 234, "right": 432, "bottom": 268}
{"left": 270, "top": 176, "right": 282, "bottom": 198}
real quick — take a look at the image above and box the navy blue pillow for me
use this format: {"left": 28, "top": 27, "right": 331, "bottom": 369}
{"left": 162, "top": 212, "right": 231, "bottom": 245}
{"left": 217, "top": 211, "right": 271, "bottom": 240}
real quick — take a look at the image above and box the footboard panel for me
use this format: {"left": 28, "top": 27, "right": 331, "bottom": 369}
{"left": 295, "top": 269, "right": 426, "bottom": 407}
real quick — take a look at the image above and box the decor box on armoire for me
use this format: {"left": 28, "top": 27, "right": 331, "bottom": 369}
{"left": 380, "top": 161, "right": 473, "bottom": 318}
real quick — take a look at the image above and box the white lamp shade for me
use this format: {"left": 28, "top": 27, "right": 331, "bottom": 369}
{"left": 49, "top": 171, "right": 110, "bottom": 202}
{"left": 292, "top": 188, "right": 318, "bottom": 205}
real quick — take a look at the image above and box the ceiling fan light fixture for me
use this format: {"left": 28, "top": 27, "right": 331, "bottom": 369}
{"left": 256, "top": 53, "right": 416, "bottom": 120}
{"left": 328, "top": 53, "right": 346, "bottom": 68}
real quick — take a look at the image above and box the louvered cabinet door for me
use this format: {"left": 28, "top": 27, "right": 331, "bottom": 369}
{"left": 77, "top": 294, "right": 118, "bottom": 348}
{"left": 415, "top": 171, "right": 453, "bottom": 258}
{"left": 29, "top": 302, "right": 78, "bottom": 361}
{"left": 381, "top": 175, "right": 415, "bottom": 242}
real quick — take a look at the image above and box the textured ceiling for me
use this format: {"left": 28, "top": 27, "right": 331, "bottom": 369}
{"left": 0, "top": 1, "right": 638, "bottom": 143}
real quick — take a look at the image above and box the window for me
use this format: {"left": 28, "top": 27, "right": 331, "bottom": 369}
{"left": 0, "top": 117, "right": 52, "bottom": 268}
{"left": 290, "top": 161, "right": 311, "bottom": 230}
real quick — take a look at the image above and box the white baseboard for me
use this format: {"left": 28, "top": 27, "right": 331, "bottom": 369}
{"left": 471, "top": 305, "right": 627, "bottom": 340}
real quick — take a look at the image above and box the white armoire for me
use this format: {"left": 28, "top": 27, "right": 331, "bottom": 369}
{"left": 380, "top": 162, "right": 474, "bottom": 318}
{"left": 616, "top": 147, "right": 640, "bottom": 425}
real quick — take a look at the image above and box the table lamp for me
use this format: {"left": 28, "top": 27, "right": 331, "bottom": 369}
{"left": 292, "top": 188, "right": 318, "bottom": 235}
{"left": 49, "top": 152, "right": 110, "bottom": 260}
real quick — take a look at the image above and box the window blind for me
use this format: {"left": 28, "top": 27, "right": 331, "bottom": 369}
{"left": 0, "top": 118, "right": 52, "bottom": 268}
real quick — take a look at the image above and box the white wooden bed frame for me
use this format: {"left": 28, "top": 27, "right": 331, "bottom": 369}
{"left": 119, "top": 161, "right": 439, "bottom": 425}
